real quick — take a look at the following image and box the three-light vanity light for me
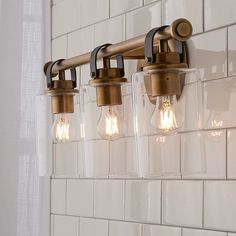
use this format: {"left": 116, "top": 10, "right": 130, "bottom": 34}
{"left": 41, "top": 18, "right": 196, "bottom": 144}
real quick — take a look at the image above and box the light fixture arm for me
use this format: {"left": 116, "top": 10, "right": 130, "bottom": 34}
{"left": 44, "top": 18, "right": 192, "bottom": 78}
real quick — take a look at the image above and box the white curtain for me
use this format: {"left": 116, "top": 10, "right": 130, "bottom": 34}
{"left": 0, "top": 0, "right": 50, "bottom": 236}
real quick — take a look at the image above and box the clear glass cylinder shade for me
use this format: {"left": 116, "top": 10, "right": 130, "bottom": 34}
{"left": 131, "top": 68, "right": 204, "bottom": 177}
{"left": 79, "top": 82, "right": 142, "bottom": 178}
{"left": 36, "top": 93, "right": 80, "bottom": 177}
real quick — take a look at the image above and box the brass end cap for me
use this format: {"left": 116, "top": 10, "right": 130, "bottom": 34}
{"left": 170, "top": 18, "right": 193, "bottom": 42}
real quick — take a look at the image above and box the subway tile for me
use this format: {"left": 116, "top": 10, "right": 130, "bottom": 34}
{"left": 110, "top": 137, "right": 145, "bottom": 178}
{"left": 228, "top": 24, "right": 236, "bottom": 76}
{"left": 227, "top": 129, "right": 236, "bottom": 179}
{"left": 68, "top": 26, "right": 94, "bottom": 57}
{"left": 80, "top": 218, "right": 108, "bottom": 236}
{"left": 144, "top": 0, "right": 159, "bottom": 4}
{"left": 54, "top": 142, "right": 78, "bottom": 177}
{"left": 80, "top": 64, "right": 91, "bottom": 85}
{"left": 162, "top": 0, "right": 203, "bottom": 34}
{"left": 52, "top": 0, "right": 80, "bottom": 38}
{"left": 143, "top": 224, "right": 181, "bottom": 236}
{"left": 51, "top": 179, "right": 66, "bottom": 214}
{"left": 52, "top": 35, "right": 67, "bottom": 60}
{"left": 110, "top": 0, "right": 143, "bottom": 17}
{"left": 203, "top": 77, "right": 236, "bottom": 129}
{"left": 126, "top": 2, "right": 162, "bottom": 39}
{"left": 204, "top": 181, "right": 236, "bottom": 231}
{"left": 182, "top": 228, "right": 227, "bottom": 236}
{"left": 204, "top": 0, "right": 236, "bottom": 31}
{"left": 125, "top": 180, "right": 161, "bottom": 223}
{"left": 94, "top": 180, "right": 124, "bottom": 219}
{"left": 109, "top": 221, "right": 142, "bottom": 236}
{"left": 146, "top": 134, "right": 180, "bottom": 178}
{"left": 66, "top": 179, "right": 93, "bottom": 217}
{"left": 181, "top": 70, "right": 203, "bottom": 131}
{"left": 54, "top": 215, "right": 79, "bottom": 236}
{"left": 79, "top": 0, "right": 109, "bottom": 27}
{"left": 181, "top": 130, "right": 226, "bottom": 179}
{"left": 82, "top": 140, "right": 109, "bottom": 177}
{"left": 163, "top": 180, "right": 203, "bottom": 227}
{"left": 188, "top": 28, "right": 227, "bottom": 80}
{"left": 94, "top": 15, "right": 125, "bottom": 46}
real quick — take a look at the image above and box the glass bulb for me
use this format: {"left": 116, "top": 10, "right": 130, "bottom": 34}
{"left": 151, "top": 95, "right": 182, "bottom": 134}
{"left": 52, "top": 113, "right": 72, "bottom": 143}
{"left": 97, "top": 105, "right": 124, "bottom": 141}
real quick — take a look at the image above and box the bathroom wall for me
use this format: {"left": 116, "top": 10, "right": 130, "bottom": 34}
{"left": 51, "top": 0, "right": 236, "bottom": 235}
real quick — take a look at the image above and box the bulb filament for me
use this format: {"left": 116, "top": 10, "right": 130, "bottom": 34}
{"left": 159, "top": 96, "right": 178, "bottom": 132}
{"left": 56, "top": 117, "right": 70, "bottom": 142}
{"left": 105, "top": 108, "right": 119, "bottom": 138}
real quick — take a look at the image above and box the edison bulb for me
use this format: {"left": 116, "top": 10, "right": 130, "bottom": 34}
{"left": 97, "top": 105, "right": 124, "bottom": 140}
{"left": 52, "top": 113, "right": 72, "bottom": 143}
{"left": 151, "top": 95, "right": 182, "bottom": 134}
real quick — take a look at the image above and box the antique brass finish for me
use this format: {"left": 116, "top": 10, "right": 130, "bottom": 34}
{"left": 142, "top": 25, "right": 189, "bottom": 104}
{"left": 89, "top": 44, "right": 127, "bottom": 107}
{"left": 44, "top": 18, "right": 192, "bottom": 76}
{"left": 46, "top": 60, "right": 78, "bottom": 114}
{"left": 144, "top": 72, "right": 182, "bottom": 104}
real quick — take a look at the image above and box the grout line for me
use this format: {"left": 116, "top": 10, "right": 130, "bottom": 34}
{"left": 202, "top": 181, "right": 204, "bottom": 228}
{"left": 202, "top": 0, "right": 205, "bottom": 32}
{"left": 65, "top": 179, "right": 68, "bottom": 215}
{"left": 226, "top": 26, "right": 229, "bottom": 77}
{"left": 226, "top": 129, "right": 228, "bottom": 179}
{"left": 160, "top": 180, "right": 163, "bottom": 224}
{"left": 51, "top": 213, "right": 236, "bottom": 234}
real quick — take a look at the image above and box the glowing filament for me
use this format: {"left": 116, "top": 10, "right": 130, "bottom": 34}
{"left": 105, "top": 109, "right": 119, "bottom": 137}
{"left": 159, "top": 101, "right": 178, "bottom": 132}
{"left": 55, "top": 118, "right": 70, "bottom": 142}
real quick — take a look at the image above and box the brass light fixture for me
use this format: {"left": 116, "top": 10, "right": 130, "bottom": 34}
{"left": 89, "top": 44, "right": 127, "bottom": 140}
{"left": 45, "top": 59, "right": 79, "bottom": 143}
{"left": 139, "top": 22, "right": 192, "bottom": 134}
{"left": 42, "top": 18, "right": 193, "bottom": 142}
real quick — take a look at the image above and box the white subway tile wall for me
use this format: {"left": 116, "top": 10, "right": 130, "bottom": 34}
{"left": 51, "top": 0, "right": 236, "bottom": 235}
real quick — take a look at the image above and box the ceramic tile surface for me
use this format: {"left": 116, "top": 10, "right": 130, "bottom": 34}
{"left": 162, "top": 0, "right": 203, "bottom": 34}
{"left": 163, "top": 181, "right": 203, "bottom": 227}
{"left": 53, "top": 215, "right": 79, "bottom": 236}
{"left": 51, "top": 179, "right": 66, "bottom": 214}
{"left": 143, "top": 224, "right": 181, "bottom": 236}
{"left": 182, "top": 228, "right": 227, "bottom": 236}
{"left": 67, "top": 179, "right": 93, "bottom": 217}
{"left": 204, "top": 181, "right": 236, "bottom": 231}
{"left": 181, "top": 130, "right": 226, "bottom": 179}
{"left": 80, "top": 218, "right": 108, "bottom": 236}
{"left": 94, "top": 180, "right": 124, "bottom": 219}
{"left": 126, "top": 2, "right": 162, "bottom": 39}
{"left": 109, "top": 221, "right": 142, "bottom": 236}
{"left": 228, "top": 25, "right": 236, "bottom": 76}
{"left": 110, "top": 0, "right": 143, "bottom": 17}
{"left": 125, "top": 180, "right": 161, "bottom": 223}
{"left": 227, "top": 129, "right": 236, "bottom": 179}
{"left": 188, "top": 28, "right": 227, "bottom": 81}
{"left": 204, "top": 0, "right": 236, "bottom": 30}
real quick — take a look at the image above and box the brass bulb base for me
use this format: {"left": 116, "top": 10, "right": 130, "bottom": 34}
{"left": 46, "top": 79, "right": 78, "bottom": 114}
{"left": 51, "top": 95, "right": 74, "bottom": 114}
{"left": 89, "top": 68, "right": 127, "bottom": 107}
{"left": 142, "top": 53, "right": 186, "bottom": 104}
{"left": 96, "top": 84, "right": 122, "bottom": 106}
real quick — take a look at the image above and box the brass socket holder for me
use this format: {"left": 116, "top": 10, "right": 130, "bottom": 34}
{"left": 142, "top": 26, "right": 188, "bottom": 104}
{"left": 89, "top": 44, "right": 127, "bottom": 107}
{"left": 46, "top": 59, "right": 78, "bottom": 114}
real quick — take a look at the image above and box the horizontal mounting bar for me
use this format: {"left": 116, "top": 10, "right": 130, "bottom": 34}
{"left": 45, "top": 18, "right": 192, "bottom": 75}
